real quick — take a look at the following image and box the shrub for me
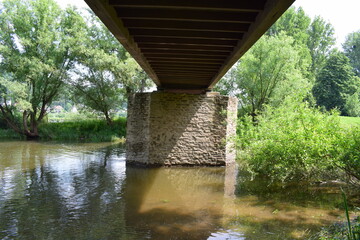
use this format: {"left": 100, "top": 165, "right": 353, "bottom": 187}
{"left": 236, "top": 95, "right": 345, "bottom": 182}
{"left": 336, "top": 128, "right": 360, "bottom": 185}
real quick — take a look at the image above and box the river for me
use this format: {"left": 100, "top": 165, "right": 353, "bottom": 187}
{"left": 0, "top": 141, "right": 348, "bottom": 239}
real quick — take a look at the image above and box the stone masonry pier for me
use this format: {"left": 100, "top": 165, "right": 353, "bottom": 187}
{"left": 126, "top": 92, "right": 237, "bottom": 166}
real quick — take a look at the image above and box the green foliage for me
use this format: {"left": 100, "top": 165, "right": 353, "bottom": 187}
{"left": 216, "top": 6, "right": 337, "bottom": 119}
{"left": 0, "top": 128, "right": 23, "bottom": 139}
{"left": 268, "top": 7, "right": 311, "bottom": 46}
{"left": 268, "top": 6, "right": 335, "bottom": 80}
{"left": 307, "top": 16, "right": 336, "bottom": 77}
{"left": 336, "top": 129, "right": 360, "bottom": 184}
{"left": 343, "top": 31, "right": 360, "bottom": 76}
{"left": 237, "top": 93, "right": 360, "bottom": 185}
{"left": 0, "top": 0, "right": 85, "bottom": 137}
{"left": 216, "top": 33, "right": 309, "bottom": 118}
{"left": 313, "top": 51, "right": 359, "bottom": 115}
{"left": 0, "top": 0, "right": 151, "bottom": 137}
{"left": 38, "top": 118, "right": 126, "bottom": 142}
{"left": 236, "top": 96, "right": 342, "bottom": 182}
{"left": 345, "top": 90, "right": 360, "bottom": 117}
{"left": 47, "top": 111, "right": 97, "bottom": 122}
{"left": 68, "top": 12, "right": 152, "bottom": 125}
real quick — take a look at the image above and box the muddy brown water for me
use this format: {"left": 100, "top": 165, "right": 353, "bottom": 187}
{"left": 0, "top": 141, "right": 353, "bottom": 239}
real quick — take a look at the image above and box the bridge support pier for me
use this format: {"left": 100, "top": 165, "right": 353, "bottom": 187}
{"left": 126, "top": 92, "right": 237, "bottom": 166}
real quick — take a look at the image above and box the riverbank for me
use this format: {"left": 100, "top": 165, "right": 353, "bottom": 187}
{"left": 0, "top": 118, "right": 126, "bottom": 142}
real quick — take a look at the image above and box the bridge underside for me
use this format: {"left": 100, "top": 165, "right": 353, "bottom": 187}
{"left": 85, "top": 0, "right": 294, "bottom": 166}
{"left": 85, "top": 0, "right": 294, "bottom": 92}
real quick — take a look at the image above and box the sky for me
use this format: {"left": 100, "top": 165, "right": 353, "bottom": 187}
{"left": 0, "top": 0, "right": 358, "bottom": 47}
{"left": 293, "top": 0, "right": 360, "bottom": 48}
{"left": 58, "top": 0, "right": 360, "bottom": 49}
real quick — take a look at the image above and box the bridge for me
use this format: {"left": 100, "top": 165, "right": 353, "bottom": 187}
{"left": 85, "top": 0, "right": 295, "bottom": 166}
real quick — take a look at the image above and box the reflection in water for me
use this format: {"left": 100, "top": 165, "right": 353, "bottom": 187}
{"left": 124, "top": 167, "right": 227, "bottom": 239}
{"left": 0, "top": 141, "right": 347, "bottom": 239}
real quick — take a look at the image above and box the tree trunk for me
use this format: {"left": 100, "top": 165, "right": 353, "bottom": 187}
{"left": 104, "top": 111, "right": 113, "bottom": 126}
{"left": 250, "top": 112, "right": 258, "bottom": 124}
{"left": 250, "top": 102, "right": 258, "bottom": 124}
{"left": 23, "top": 110, "right": 40, "bottom": 139}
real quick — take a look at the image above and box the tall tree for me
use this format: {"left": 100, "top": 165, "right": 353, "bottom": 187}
{"left": 344, "top": 89, "right": 360, "bottom": 117}
{"left": 343, "top": 31, "right": 360, "bottom": 76}
{"left": 69, "top": 13, "right": 152, "bottom": 125}
{"left": 307, "top": 16, "right": 336, "bottom": 77}
{"left": 268, "top": 7, "right": 311, "bottom": 46}
{"left": 0, "top": 0, "right": 85, "bottom": 138}
{"left": 215, "top": 34, "right": 309, "bottom": 120}
{"left": 313, "top": 51, "right": 358, "bottom": 115}
{"left": 268, "top": 7, "right": 335, "bottom": 80}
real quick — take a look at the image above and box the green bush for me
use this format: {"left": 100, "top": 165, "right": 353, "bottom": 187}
{"left": 336, "top": 129, "right": 360, "bottom": 184}
{"left": 236, "top": 95, "right": 357, "bottom": 183}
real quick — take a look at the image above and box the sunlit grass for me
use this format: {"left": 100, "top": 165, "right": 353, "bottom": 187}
{"left": 339, "top": 116, "right": 360, "bottom": 129}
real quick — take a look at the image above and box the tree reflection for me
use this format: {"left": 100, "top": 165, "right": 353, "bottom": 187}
{"left": 0, "top": 143, "right": 135, "bottom": 239}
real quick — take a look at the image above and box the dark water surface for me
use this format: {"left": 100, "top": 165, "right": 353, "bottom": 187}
{"left": 0, "top": 141, "right": 347, "bottom": 239}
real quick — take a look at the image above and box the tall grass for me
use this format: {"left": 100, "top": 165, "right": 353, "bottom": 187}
{"left": 0, "top": 128, "right": 24, "bottom": 140}
{"left": 341, "top": 189, "right": 357, "bottom": 240}
{"left": 310, "top": 190, "right": 359, "bottom": 240}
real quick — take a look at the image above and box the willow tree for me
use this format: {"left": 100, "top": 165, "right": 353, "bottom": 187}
{"left": 216, "top": 34, "right": 309, "bottom": 120}
{"left": 68, "top": 12, "right": 152, "bottom": 125}
{"left": 0, "top": 0, "right": 85, "bottom": 138}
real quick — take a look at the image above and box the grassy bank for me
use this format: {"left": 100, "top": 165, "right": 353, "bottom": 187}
{"left": 0, "top": 128, "right": 24, "bottom": 140}
{"left": 0, "top": 118, "right": 126, "bottom": 142}
{"left": 39, "top": 118, "right": 126, "bottom": 142}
